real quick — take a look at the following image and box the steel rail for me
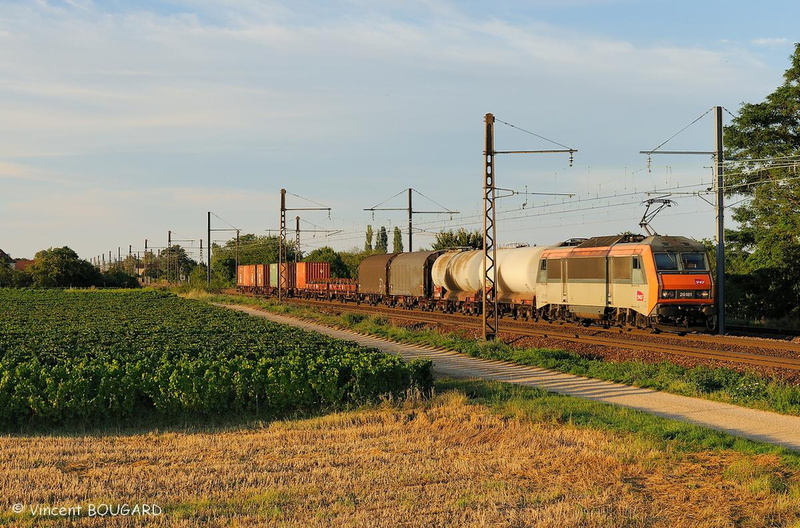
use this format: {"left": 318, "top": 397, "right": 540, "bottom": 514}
{"left": 280, "top": 298, "right": 800, "bottom": 372}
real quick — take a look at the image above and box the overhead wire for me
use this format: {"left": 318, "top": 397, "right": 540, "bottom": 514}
{"left": 494, "top": 118, "right": 574, "bottom": 150}
{"left": 643, "top": 107, "right": 715, "bottom": 154}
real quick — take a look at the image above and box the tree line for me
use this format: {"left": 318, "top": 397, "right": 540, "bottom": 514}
{"left": 0, "top": 247, "right": 139, "bottom": 288}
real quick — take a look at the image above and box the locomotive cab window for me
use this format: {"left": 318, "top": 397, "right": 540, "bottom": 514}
{"left": 547, "top": 259, "right": 561, "bottom": 280}
{"left": 654, "top": 252, "right": 679, "bottom": 271}
{"left": 681, "top": 252, "right": 708, "bottom": 271}
{"left": 611, "top": 256, "right": 632, "bottom": 282}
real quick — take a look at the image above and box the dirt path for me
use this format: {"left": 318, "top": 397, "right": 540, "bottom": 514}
{"left": 222, "top": 304, "right": 800, "bottom": 452}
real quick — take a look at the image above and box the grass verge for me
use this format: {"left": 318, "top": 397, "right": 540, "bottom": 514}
{"left": 191, "top": 291, "right": 800, "bottom": 417}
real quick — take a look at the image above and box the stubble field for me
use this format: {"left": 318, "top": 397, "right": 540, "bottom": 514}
{"left": 2, "top": 386, "right": 799, "bottom": 527}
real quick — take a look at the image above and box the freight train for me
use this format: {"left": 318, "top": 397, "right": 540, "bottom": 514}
{"left": 237, "top": 234, "right": 716, "bottom": 331}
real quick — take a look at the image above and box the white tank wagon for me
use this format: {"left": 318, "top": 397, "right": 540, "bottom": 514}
{"left": 431, "top": 250, "right": 483, "bottom": 300}
{"left": 431, "top": 246, "right": 548, "bottom": 318}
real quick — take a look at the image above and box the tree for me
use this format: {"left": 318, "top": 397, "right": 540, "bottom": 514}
{"left": 338, "top": 248, "right": 377, "bottom": 279}
{"left": 364, "top": 225, "right": 374, "bottom": 252}
{"left": 0, "top": 252, "right": 30, "bottom": 287}
{"left": 303, "top": 246, "right": 349, "bottom": 278}
{"left": 375, "top": 226, "right": 389, "bottom": 253}
{"left": 26, "top": 247, "right": 101, "bottom": 288}
{"left": 100, "top": 269, "right": 140, "bottom": 288}
{"left": 392, "top": 227, "right": 404, "bottom": 253}
{"left": 431, "top": 228, "right": 483, "bottom": 250}
{"left": 158, "top": 245, "right": 197, "bottom": 283}
{"left": 724, "top": 43, "right": 800, "bottom": 322}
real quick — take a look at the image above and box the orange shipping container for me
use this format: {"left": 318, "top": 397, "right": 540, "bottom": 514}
{"left": 237, "top": 264, "right": 257, "bottom": 287}
{"left": 255, "top": 264, "right": 268, "bottom": 288}
{"left": 296, "top": 262, "right": 331, "bottom": 289}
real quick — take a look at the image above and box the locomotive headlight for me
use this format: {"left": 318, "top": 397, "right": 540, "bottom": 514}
{"left": 661, "top": 290, "right": 676, "bottom": 299}
{"left": 698, "top": 290, "right": 710, "bottom": 299}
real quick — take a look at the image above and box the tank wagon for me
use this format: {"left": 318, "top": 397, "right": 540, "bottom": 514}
{"left": 236, "top": 234, "right": 715, "bottom": 331}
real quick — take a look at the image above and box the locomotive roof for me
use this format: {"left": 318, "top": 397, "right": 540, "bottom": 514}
{"left": 563, "top": 234, "right": 704, "bottom": 250}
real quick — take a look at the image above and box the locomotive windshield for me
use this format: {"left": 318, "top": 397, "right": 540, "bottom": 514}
{"left": 680, "top": 252, "right": 708, "bottom": 270}
{"left": 654, "top": 251, "right": 708, "bottom": 271}
{"left": 654, "top": 252, "right": 679, "bottom": 271}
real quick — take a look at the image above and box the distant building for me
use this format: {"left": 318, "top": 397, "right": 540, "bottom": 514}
{"left": 12, "top": 258, "right": 34, "bottom": 272}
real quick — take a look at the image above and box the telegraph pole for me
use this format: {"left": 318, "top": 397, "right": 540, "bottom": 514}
{"left": 640, "top": 106, "right": 725, "bottom": 334}
{"left": 482, "top": 113, "right": 577, "bottom": 340}
{"left": 483, "top": 114, "right": 498, "bottom": 341}
{"left": 293, "top": 217, "right": 341, "bottom": 257}
{"left": 295, "top": 216, "right": 301, "bottom": 262}
{"left": 278, "top": 189, "right": 331, "bottom": 301}
{"left": 207, "top": 212, "right": 211, "bottom": 286}
{"left": 207, "top": 212, "right": 240, "bottom": 288}
{"left": 714, "top": 106, "right": 726, "bottom": 335}
{"left": 167, "top": 231, "right": 172, "bottom": 283}
{"left": 279, "top": 190, "right": 286, "bottom": 302}
{"left": 365, "top": 188, "right": 459, "bottom": 252}
{"left": 408, "top": 188, "right": 413, "bottom": 251}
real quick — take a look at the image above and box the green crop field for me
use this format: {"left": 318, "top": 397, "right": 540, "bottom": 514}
{"left": 0, "top": 289, "right": 432, "bottom": 428}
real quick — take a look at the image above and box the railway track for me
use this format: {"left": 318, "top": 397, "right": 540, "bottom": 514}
{"left": 280, "top": 297, "right": 800, "bottom": 373}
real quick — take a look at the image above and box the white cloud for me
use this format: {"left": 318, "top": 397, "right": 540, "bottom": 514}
{"left": 752, "top": 37, "right": 789, "bottom": 48}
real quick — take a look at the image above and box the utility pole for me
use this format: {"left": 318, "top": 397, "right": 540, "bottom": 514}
{"left": 408, "top": 188, "right": 413, "bottom": 251}
{"left": 640, "top": 106, "right": 725, "bottom": 334}
{"left": 207, "top": 212, "right": 211, "bottom": 286}
{"left": 279, "top": 190, "right": 286, "bottom": 302}
{"left": 364, "top": 188, "right": 459, "bottom": 252}
{"left": 207, "top": 211, "right": 240, "bottom": 287}
{"left": 714, "top": 106, "right": 726, "bottom": 335}
{"left": 482, "top": 113, "right": 577, "bottom": 340}
{"left": 169, "top": 234, "right": 197, "bottom": 283}
{"left": 295, "top": 216, "right": 301, "bottom": 262}
{"left": 278, "top": 189, "right": 331, "bottom": 301}
{"left": 167, "top": 231, "right": 172, "bottom": 284}
{"left": 483, "top": 114, "right": 498, "bottom": 341}
{"left": 292, "top": 217, "right": 341, "bottom": 260}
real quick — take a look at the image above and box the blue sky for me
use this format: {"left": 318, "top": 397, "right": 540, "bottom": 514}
{"left": 1, "top": 0, "right": 798, "bottom": 261}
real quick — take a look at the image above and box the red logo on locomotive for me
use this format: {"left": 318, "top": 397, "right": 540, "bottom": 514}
{"left": 695, "top": 278, "right": 706, "bottom": 285}
{"left": 636, "top": 291, "right": 644, "bottom": 302}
